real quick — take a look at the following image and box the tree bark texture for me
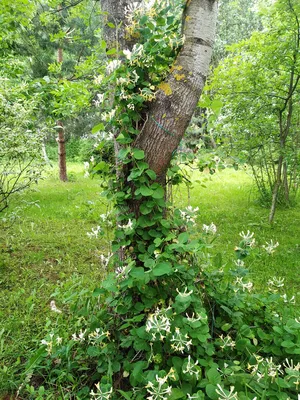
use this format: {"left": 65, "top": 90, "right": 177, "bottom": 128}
{"left": 56, "top": 13, "right": 68, "bottom": 182}
{"left": 100, "top": 0, "right": 218, "bottom": 185}
{"left": 134, "top": 0, "right": 218, "bottom": 182}
{"left": 100, "top": 0, "right": 143, "bottom": 50}
{"left": 57, "top": 120, "right": 68, "bottom": 182}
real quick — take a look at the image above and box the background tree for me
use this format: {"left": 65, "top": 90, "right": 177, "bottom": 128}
{"left": 207, "top": 0, "right": 300, "bottom": 222}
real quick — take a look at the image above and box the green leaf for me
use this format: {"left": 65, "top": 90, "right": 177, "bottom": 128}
{"left": 133, "top": 149, "right": 145, "bottom": 160}
{"left": 130, "top": 267, "right": 145, "bottom": 280}
{"left": 87, "top": 346, "right": 101, "bottom": 357}
{"left": 152, "top": 187, "right": 164, "bottom": 199}
{"left": 178, "top": 232, "right": 189, "bottom": 244}
{"left": 207, "top": 368, "right": 221, "bottom": 385}
{"left": 153, "top": 261, "right": 172, "bottom": 276}
{"left": 107, "top": 48, "right": 117, "bottom": 55}
{"left": 169, "top": 389, "right": 185, "bottom": 399}
{"left": 107, "top": 22, "right": 116, "bottom": 28}
{"left": 92, "top": 123, "right": 105, "bottom": 133}
{"left": 205, "top": 384, "right": 218, "bottom": 400}
{"left": 146, "top": 169, "right": 157, "bottom": 180}
{"left": 281, "top": 340, "right": 296, "bottom": 348}
{"left": 118, "top": 148, "right": 130, "bottom": 160}
{"left": 118, "top": 390, "right": 132, "bottom": 400}
{"left": 156, "top": 17, "right": 166, "bottom": 26}
{"left": 100, "top": 40, "right": 107, "bottom": 49}
{"left": 140, "top": 186, "right": 154, "bottom": 196}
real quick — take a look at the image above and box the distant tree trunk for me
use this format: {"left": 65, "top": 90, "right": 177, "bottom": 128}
{"left": 56, "top": 16, "right": 67, "bottom": 182}
{"left": 101, "top": 0, "right": 142, "bottom": 50}
{"left": 57, "top": 121, "right": 67, "bottom": 181}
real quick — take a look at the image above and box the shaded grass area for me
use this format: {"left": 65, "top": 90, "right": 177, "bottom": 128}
{"left": 0, "top": 164, "right": 299, "bottom": 395}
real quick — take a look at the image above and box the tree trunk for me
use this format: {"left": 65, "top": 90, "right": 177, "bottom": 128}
{"left": 101, "top": 0, "right": 218, "bottom": 222}
{"left": 57, "top": 120, "right": 67, "bottom": 182}
{"left": 56, "top": 4, "right": 67, "bottom": 182}
{"left": 134, "top": 0, "right": 218, "bottom": 182}
{"left": 100, "top": 0, "right": 143, "bottom": 50}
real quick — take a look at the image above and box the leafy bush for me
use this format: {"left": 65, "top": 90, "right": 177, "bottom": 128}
{"left": 15, "top": 218, "right": 299, "bottom": 400}
{"left": 0, "top": 84, "right": 44, "bottom": 212}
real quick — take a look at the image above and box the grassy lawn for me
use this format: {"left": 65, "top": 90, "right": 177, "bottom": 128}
{"left": 0, "top": 163, "right": 299, "bottom": 395}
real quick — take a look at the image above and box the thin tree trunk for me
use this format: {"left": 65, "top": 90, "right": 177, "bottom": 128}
{"left": 57, "top": 121, "right": 67, "bottom": 182}
{"left": 56, "top": 5, "right": 67, "bottom": 181}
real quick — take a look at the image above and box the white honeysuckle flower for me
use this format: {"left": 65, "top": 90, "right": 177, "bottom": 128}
{"left": 202, "top": 222, "right": 217, "bottom": 234}
{"left": 94, "top": 75, "right": 103, "bottom": 85}
{"left": 123, "top": 49, "right": 132, "bottom": 60}
{"left": 56, "top": 336, "right": 62, "bottom": 345}
{"left": 84, "top": 161, "right": 89, "bottom": 170}
{"left": 145, "top": 374, "right": 172, "bottom": 400}
{"left": 185, "top": 312, "right": 207, "bottom": 322}
{"left": 281, "top": 294, "right": 296, "bottom": 304}
{"left": 131, "top": 70, "right": 139, "bottom": 83}
{"left": 146, "top": 308, "right": 171, "bottom": 341}
{"left": 239, "top": 230, "right": 254, "bottom": 240}
{"left": 234, "top": 259, "right": 245, "bottom": 267}
{"left": 234, "top": 277, "right": 253, "bottom": 292}
{"left": 216, "top": 384, "right": 238, "bottom": 400}
{"left": 118, "top": 219, "right": 133, "bottom": 230}
{"left": 72, "top": 330, "right": 86, "bottom": 342}
{"left": 127, "top": 103, "right": 135, "bottom": 110}
{"left": 219, "top": 334, "right": 236, "bottom": 350}
{"left": 87, "top": 226, "right": 101, "bottom": 239}
{"left": 50, "top": 300, "right": 62, "bottom": 314}
{"left": 183, "top": 355, "right": 200, "bottom": 379}
{"left": 170, "top": 327, "right": 192, "bottom": 353}
{"left": 267, "top": 276, "right": 285, "bottom": 289}
{"left": 99, "top": 253, "right": 113, "bottom": 268}
{"left": 117, "top": 77, "right": 128, "bottom": 86}
{"left": 90, "top": 383, "right": 113, "bottom": 400}
{"left": 265, "top": 357, "right": 283, "bottom": 382}
{"left": 176, "top": 287, "right": 193, "bottom": 297}
{"left": 106, "top": 60, "right": 122, "bottom": 75}
{"left": 262, "top": 239, "right": 279, "bottom": 254}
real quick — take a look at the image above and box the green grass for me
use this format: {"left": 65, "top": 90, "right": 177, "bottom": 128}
{"left": 0, "top": 163, "right": 299, "bottom": 396}
{"left": 176, "top": 168, "right": 300, "bottom": 292}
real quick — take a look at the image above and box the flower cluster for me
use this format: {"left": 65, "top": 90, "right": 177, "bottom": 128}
{"left": 216, "top": 384, "right": 238, "bottom": 400}
{"left": 145, "top": 374, "right": 172, "bottom": 400}
{"left": 202, "top": 222, "right": 217, "bottom": 235}
{"left": 218, "top": 335, "right": 236, "bottom": 351}
{"left": 183, "top": 355, "right": 200, "bottom": 380}
{"left": 170, "top": 327, "right": 192, "bottom": 353}
{"left": 146, "top": 307, "right": 171, "bottom": 341}
{"left": 90, "top": 383, "right": 113, "bottom": 400}
{"left": 41, "top": 333, "right": 62, "bottom": 355}
{"left": 262, "top": 239, "right": 279, "bottom": 254}
{"left": 239, "top": 230, "right": 255, "bottom": 247}
{"left": 233, "top": 276, "right": 253, "bottom": 292}
{"left": 179, "top": 206, "right": 199, "bottom": 226}
{"left": 87, "top": 225, "right": 101, "bottom": 238}
{"left": 267, "top": 276, "right": 285, "bottom": 292}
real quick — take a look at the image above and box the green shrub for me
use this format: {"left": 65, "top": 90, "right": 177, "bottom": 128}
{"left": 16, "top": 219, "right": 299, "bottom": 400}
